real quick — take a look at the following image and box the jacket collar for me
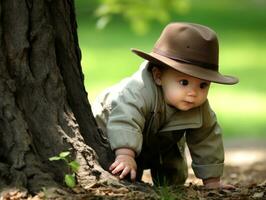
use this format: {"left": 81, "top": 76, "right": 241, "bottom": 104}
{"left": 159, "top": 106, "right": 202, "bottom": 132}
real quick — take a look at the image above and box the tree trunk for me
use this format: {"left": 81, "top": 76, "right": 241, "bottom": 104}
{"left": 0, "top": 0, "right": 116, "bottom": 193}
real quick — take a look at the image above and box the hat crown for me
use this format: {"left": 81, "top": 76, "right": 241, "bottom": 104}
{"left": 153, "top": 23, "right": 219, "bottom": 70}
{"left": 131, "top": 22, "right": 239, "bottom": 84}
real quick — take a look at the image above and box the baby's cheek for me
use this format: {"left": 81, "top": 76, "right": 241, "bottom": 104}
{"left": 197, "top": 95, "right": 208, "bottom": 106}
{"left": 165, "top": 88, "right": 180, "bottom": 104}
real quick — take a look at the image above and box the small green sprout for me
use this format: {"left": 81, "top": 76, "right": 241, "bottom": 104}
{"left": 49, "top": 151, "right": 80, "bottom": 188}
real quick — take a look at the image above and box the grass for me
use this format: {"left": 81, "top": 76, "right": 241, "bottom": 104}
{"left": 75, "top": 0, "right": 266, "bottom": 138}
{"left": 156, "top": 185, "right": 183, "bottom": 200}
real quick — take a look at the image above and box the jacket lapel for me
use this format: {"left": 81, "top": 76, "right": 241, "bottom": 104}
{"left": 159, "top": 107, "right": 202, "bottom": 132}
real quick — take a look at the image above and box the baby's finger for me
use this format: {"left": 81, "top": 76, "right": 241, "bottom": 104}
{"left": 119, "top": 166, "right": 130, "bottom": 179}
{"left": 109, "top": 160, "right": 120, "bottom": 171}
{"left": 111, "top": 163, "right": 125, "bottom": 175}
{"left": 130, "top": 169, "right": 136, "bottom": 182}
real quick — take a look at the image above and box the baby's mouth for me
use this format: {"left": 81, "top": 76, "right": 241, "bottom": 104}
{"left": 184, "top": 100, "right": 194, "bottom": 104}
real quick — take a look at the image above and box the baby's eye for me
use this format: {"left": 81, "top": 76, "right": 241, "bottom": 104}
{"left": 179, "top": 79, "right": 189, "bottom": 86}
{"left": 200, "top": 82, "right": 209, "bottom": 89}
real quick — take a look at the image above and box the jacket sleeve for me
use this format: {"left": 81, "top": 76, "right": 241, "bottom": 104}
{"left": 186, "top": 100, "right": 224, "bottom": 180}
{"left": 106, "top": 86, "right": 148, "bottom": 155}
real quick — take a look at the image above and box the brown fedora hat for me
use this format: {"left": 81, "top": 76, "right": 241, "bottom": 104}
{"left": 132, "top": 22, "right": 238, "bottom": 84}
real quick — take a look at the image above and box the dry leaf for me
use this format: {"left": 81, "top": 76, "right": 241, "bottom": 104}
{"left": 252, "top": 192, "right": 264, "bottom": 198}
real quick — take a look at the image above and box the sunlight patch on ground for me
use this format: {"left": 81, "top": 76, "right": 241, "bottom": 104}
{"left": 225, "top": 150, "right": 266, "bottom": 166}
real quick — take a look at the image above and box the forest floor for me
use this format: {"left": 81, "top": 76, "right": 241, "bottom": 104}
{"left": 1, "top": 139, "right": 265, "bottom": 200}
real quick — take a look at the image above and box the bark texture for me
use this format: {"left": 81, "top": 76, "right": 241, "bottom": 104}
{"left": 0, "top": 0, "right": 115, "bottom": 193}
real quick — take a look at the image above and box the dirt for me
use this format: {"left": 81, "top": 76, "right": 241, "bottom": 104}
{"left": 1, "top": 139, "right": 265, "bottom": 200}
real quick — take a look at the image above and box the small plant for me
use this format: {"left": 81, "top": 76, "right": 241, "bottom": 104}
{"left": 49, "top": 151, "right": 80, "bottom": 188}
{"left": 157, "top": 186, "right": 176, "bottom": 200}
{"left": 156, "top": 185, "right": 185, "bottom": 200}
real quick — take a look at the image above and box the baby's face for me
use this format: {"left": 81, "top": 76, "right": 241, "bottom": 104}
{"left": 153, "top": 68, "right": 210, "bottom": 111}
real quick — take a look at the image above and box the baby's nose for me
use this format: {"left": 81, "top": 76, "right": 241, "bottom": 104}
{"left": 187, "top": 88, "right": 197, "bottom": 96}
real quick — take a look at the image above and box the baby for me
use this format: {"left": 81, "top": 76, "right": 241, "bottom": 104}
{"left": 92, "top": 22, "right": 238, "bottom": 189}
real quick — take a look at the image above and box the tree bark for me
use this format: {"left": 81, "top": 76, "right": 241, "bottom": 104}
{"left": 0, "top": 0, "right": 115, "bottom": 193}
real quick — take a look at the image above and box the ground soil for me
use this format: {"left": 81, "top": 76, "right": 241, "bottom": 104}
{"left": 1, "top": 139, "right": 265, "bottom": 200}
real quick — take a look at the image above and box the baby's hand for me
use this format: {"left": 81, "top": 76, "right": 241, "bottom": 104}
{"left": 203, "top": 178, "right": 236, "bottom": 190}
{"left": 109, "top": 148, "right": 137, "bottom": 181}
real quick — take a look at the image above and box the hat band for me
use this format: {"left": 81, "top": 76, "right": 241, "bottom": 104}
{"left": 153, "top": 48, "right": 218, "bottom": 71}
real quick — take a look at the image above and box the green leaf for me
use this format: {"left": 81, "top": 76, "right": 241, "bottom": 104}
{"left": 64, "top": 174, "right": 76, "bottom": 188}
{"left": 96, "top": 16, "right": 111, "bottom": 30}
{"left": 59, "top": 151, "right": 70, "bottom": 158}
{"left": 68, "top": 161, "right": 80, "bottom": 173}
{"left": 49, "top": 156, "right": 62, "bottom": 161}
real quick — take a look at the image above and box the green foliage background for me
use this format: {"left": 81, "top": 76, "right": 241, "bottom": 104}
{"left": 75, "top": 0, "right": 266, "bottom": 138}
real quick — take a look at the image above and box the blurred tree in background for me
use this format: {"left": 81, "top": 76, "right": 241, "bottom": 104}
{"left": 76, "top": 0, "right": 190, "bottom": 34}
{"left": 95, "top": 0, "right": 190, "bottom": 34}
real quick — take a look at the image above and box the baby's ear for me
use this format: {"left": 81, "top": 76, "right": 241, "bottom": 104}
{"left": 152, "top": 67, "right": 162, "bottom": 85}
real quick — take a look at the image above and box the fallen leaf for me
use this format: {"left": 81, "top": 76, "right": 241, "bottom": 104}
{"left": 230, "top": 173, "right": 237, "bottom": 179}
{"left": 258, "top": 180, "right": 266, "bottom": 187}
{"left": 252, "top": 192, "right": 264, "bottom": 198}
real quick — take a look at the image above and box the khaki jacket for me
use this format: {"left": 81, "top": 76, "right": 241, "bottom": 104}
{"left": 92, "top": 61, "right": 224, "bottom": 179}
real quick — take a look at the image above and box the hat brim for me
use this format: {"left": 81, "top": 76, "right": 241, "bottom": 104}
{"left": 131, "top": 48, "right": 238, "bottom": 85}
